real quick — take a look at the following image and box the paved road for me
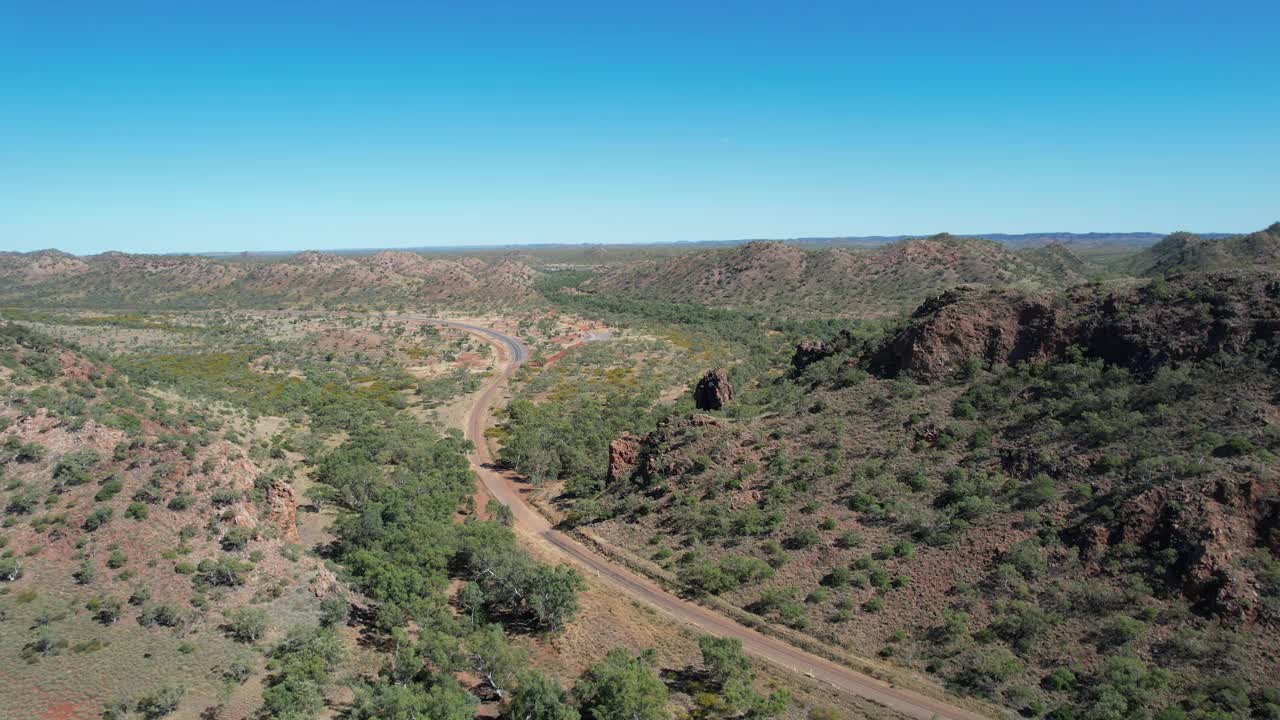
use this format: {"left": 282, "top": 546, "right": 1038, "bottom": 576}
{"left": 412, "top": 317, "right": 993, "bottom": 720}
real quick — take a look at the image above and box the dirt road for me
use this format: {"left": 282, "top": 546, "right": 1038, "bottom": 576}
{"left": 415, "top": 317, "right": 994, "bottom": 720}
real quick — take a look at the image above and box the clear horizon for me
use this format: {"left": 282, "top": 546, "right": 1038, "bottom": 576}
{"left": 3, "top": 3, "right": 1278, "bottom": 254}
{"left": 3, "top": 228, "right": 1258, "bottom": 260}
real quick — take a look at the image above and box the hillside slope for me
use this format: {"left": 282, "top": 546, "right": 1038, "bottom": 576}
{"left": 0, "top": 324, "right": 328, "bottom": 719}
{"left": 1126, "top": 223, "right": 1280, "bottom": 277}
{"left": 562, "top": 272, "right": 1280, "bottom": 719}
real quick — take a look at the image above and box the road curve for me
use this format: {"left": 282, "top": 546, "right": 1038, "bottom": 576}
{"left": 412, "top": 317, "right": 993, "bottom": 720}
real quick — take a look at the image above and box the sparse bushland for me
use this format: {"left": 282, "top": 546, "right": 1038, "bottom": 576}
{"left": 2, "top": 315, "right": 798, "bottom": 720}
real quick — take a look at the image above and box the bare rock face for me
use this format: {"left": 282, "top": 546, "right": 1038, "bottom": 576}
{"left": 869, "top": 287, "right": 1066, "bottom": 380}
{"left": 693, "top": 368, "right": 734, "bottom": 411}
{"left": 607, "top": 432, "right": 642, "bottom": 484}
{"left": 268, "top": 477, "right": 300, "bottom": 543}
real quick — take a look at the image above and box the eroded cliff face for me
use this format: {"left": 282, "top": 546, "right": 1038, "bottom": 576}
{"left": 868, "top": 287, "right": 1067, "bottom": 379}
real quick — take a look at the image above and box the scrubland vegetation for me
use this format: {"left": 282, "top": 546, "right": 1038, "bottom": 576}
{"left": 3, "top": 225, "right": 1280, "bottom": 720}
{"left": 0, "top": 307, "right": 792, "bottom": 719}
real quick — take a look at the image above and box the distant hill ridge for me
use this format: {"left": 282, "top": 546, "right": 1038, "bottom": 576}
{"left": 578, "top": 233, "right": 1099, "bottom": 315}
{"left": 1126, "top": 222, "right": 1280, "bottom": 277}
{"left": 0, "top": 249, "right": 539, "bottom": 309}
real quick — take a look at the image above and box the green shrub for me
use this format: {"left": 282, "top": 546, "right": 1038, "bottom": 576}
{"left": 14, "top": 441, "right": 47, "bottom": 463}
{"left": 785, "top": 529, "right": 820, "bottom": 550}
{"left": 835, "top": 531, "right": 863, "bottom": 549}
{"left": 95, "top": 477, "right": 124, "bottom": 502}
{"left": 82, "top": 507, "right": 113, "bottom": 531}
{"left": 166, "top": 494, "right": 194, "bottom": 511}
{"left": 220, "top": 527, "right": 255, "bottom": 551}
{"left": 52, "top": 450, "right": 99, "bottom": 487}
{"left": 0, "top": 556, "right": 22, "bottom": 581}
{"left": 135, "top": 684, "right": 184, "bottom": 719}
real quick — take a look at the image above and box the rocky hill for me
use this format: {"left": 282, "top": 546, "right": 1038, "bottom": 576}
{"left": 1126, "top": 223, "right": 1280, "bottom": 277}
{"left": 865, "top": 271, "right": 1280, "bottom": 380}
{"left": 565, "top": 271, "right": 1280, "bottom": 719}
{"left": 579, "top": 235, "right": 1093, "bottom": 316}
{"left": 0, "top": 250, "right": 540, "bottom": 309}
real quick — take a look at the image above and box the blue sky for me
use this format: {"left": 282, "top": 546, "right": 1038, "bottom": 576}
{"left": 2, "top": 2, "right": 1277, "bottom": 254}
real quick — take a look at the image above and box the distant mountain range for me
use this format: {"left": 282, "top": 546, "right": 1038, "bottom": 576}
{"left": 73, "top": 231, "right": 1235, "bottom": 259}
{"left": 4, "top": 225, "right": 1276, "bottom": 315}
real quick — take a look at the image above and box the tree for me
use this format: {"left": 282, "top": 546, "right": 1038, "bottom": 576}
{"left": 697, "top": 636, "right": 788, "bottom": 719}
{"left": 506, "top": 671, "right": 579, "bottom": 720}
{"left": 525, "top": 565, "right": 584, "bottom": 632}
{"left": 319, "top": 596, "right": 349, "bottom": 627}
{"left": 196, "top": 557, "right": 252, "bottom": 587}
{"left": 52, "top": 449, "right": 99, "bottom": 487}
{"left": 220, "top": 526, "right": 255, "bottom": 552}
{"left": 574, "top": 648, "right": 668, "bottom": 720}
{"left": 458, "top": 581, "right": 486, "bottom": 626}
{"left": 261, "top": 627, "right": 346, "bottom": 719}
{"left": 466, "top": 544, "right": 583, "bottom": 632}
{"left": 136, "top": 685, "right": 184, "bottom": 719}
{"left": 87, "top": 595, "right": 123, "bottom": 625}
{"left": 225, "top": 607, "right": 269, "bottom": 643}
{"left": 699, "top": 636, "right": 750, "bottom": 686}
{"left": 22, "top": 628, "right": 67, "bottom": 661}
{"left": 467, "top": 625, "right": 526, "bottom": 700}
{"left": 73, "top": 556, "right": 96, "bottom": 585}
{"left": 0, "top": 557, "right": 21, "bottom": 582}
{"left": 488, "top": 499, "right": 515, "bottom": 526}
{"left": 350, "top": 678, "right": 477, "bottom": 720}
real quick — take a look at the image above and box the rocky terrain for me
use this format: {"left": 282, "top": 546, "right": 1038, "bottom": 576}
{"left": 1125, "top": 223, "right": 1280, "bottom": 277}
{"left": 561, "top": 269, "right": 1280, "bottom": 719}
{"left": 866, "top": 271, "right": 1280, "bottom": 380}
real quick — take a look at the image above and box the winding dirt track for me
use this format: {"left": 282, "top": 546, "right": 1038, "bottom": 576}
{"left": 413, "top": 318, "right": 993, "bottom": 720}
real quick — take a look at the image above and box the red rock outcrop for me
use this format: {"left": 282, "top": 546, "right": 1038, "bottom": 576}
{"left": 693, "top": 368, "right": 734, "bottom": 411}
{"left": 607, "top": 432, "right": 641, "bottom": 484}
{"left": 869, "top": 287, "right": 1066, "bottom": 379}
{"left": 268, "top": 477, "right": 300, "bottom": 543}
{"left": 869, "top": 272, "right": 1280, "bottom": 380}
